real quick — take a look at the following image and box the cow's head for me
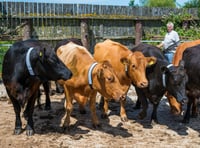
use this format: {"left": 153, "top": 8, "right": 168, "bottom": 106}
{"left": 92, "top": 61, "right": 126, "bottom": 101}
{"left": 32, "top": 46, "right": 72, "bottom": 81}
{"left": 161, "top": 60, "right": 188, "bottom": 114}
{"left": 120, "top": 51, "right": 156, "bottom": 88}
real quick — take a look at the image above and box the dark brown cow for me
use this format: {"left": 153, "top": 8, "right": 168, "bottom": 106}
{"left": 167, "top": 39, "right": 200, "bottom": 115}
{"left": 93, "top": 39, "right": 156, "bottom": 121}
{"left": 182, "top": 44, "right": 200, "bottom": 123}
{"left": 56, "top": 41, "right": 126, "bottom": 129}
{"left": 2, "top": 39, "right": 72, "bottom": 136}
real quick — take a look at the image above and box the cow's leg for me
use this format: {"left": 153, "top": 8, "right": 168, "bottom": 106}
{"left": 36, "top": 89, "right": 42, "bottom": 110}
{"left": 191, "top": 97, "right": 198, "bottom": 118}
{"left": 120, "top": 99, "right": 128, "bottom": 122}
{"left": 89, "top": 91, "right": 100, "bottom": 128}
{"left": 183, "top": 96, "right": 193, "bottom": 123}
{"left": 43, "top": 81, "right": 51, "bottom": 110}
{"left": 100, "top": 96, "right": 109, "bottom": 119}
{"left": 9, "top": 96, "right": 22, "bottom": 135}
{"left": 77, "top": 95, "right": 87, "bottom": 114}
{"left": 62, "top": 84, "right": 73, "bottom": 130}
{"left": 151, "top": 103, "right": 159, "bottom": 124}
{"left": 135, "top": 87, "right": 148, "bottom": 119}
{"left": 55, "top": 81, "right": 64, "bottom": 94}
{"left": 25, "top": 94, "right": 37, "bottom": 136}
{"left": 134, "top": 97, "right": 141, "bottom": 109}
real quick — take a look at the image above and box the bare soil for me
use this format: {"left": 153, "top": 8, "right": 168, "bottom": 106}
{"left": 0, "top": 84, "right": 200, "bottom": 148}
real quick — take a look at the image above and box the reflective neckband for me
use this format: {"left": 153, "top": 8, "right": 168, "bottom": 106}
{"left": 162, "top": 64, "right": 173, "bottom": 87}
{"left": 26, "top": 47, "right": 35, "bottom": 76}
{"left": 88, "top": 62, "right": 98, "bottom": 89}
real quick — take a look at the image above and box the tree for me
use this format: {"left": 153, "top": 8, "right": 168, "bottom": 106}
{"left": 183, "top": 0, "right": 200, "bottom": 18}
{"left": 131, "top": 0, "right": 176, "bottom": 7}
{"left": 129, "top": 0, "right": 135, "bottom": 6}
{"left": 145, "top": 0, "right": 176, "bottom": 7}
{"left": 183, "top": 0, "right": 200, "bottom": 8}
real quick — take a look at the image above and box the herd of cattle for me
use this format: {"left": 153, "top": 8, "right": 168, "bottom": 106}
{"left": 1, "top": 38, "right": 200, "bottom": 136}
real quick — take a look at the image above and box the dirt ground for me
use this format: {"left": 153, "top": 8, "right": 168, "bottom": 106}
{"left": 0, "top": 83, "right": 200, "bottom": 148}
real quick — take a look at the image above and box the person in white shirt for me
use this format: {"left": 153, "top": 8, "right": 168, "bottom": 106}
{"left": 157, "top": 22, "right": 180, "bottom": 63}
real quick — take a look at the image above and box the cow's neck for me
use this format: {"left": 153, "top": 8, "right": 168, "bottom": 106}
{"left": 26, "top": 47, "right": 35, "bottom": 76}
{"left": 88, "top": 62, "right": 98, "bottom": 89}
{"left": 162, "top": 64, "right": 173, "bottom": 88}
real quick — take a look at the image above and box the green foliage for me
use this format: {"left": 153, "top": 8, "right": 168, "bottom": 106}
{"left": 146, "top": 0, "right": 176, "bottom": 7}
{"left": 0, "top": 41, "right": 13, "bottom": 74}
{"left": 143, "top": 12, "right": 200, "bottom": 42}
{"left": 160, "top": 12, "right": 200, "bottom": 40}
{"left": 183, "top": 0, "right": 200, "bottom": 18}
{"left": 129, "top": 0, "right": 135, "bottom": 6}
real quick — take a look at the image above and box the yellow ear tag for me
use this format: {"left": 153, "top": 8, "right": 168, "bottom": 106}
{"left": 39, "top": 52, "right": 42, "bottom": 57}
{"left": 149, "top": 60, "right": 154, "bottom": 66}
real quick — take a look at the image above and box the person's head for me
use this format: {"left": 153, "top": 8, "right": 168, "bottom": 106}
{"left": 167, "top": 22, "right": 174, "bottom": 32}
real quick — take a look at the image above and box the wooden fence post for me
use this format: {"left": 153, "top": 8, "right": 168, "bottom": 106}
{"left": 135, "top": 20, "right": 142, "bottom": 45}
{"left": 22, "top": 19, "right": 32, "bottom": 41}
{"left": 81, "top": 19, "right": 90, "bottom": 51}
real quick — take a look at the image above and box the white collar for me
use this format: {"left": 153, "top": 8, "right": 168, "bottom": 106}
{"left": 162, "top": 64, "right": 173, "bottom": 87}
{"left": 26, "top": 47, "right": 35, "bottom": 76}
{"left": 88, "top": 62, "right": 98, "bottom": 89}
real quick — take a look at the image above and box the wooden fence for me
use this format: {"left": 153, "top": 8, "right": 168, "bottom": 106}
{"left": 0, "top": 1, "right": 199, "bottom": 52}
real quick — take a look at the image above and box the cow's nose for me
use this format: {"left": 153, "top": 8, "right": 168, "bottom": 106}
{"left": 120, "top": 94, "right": 126, "bottom": 101}
{"left": 139, "top": 81, "right": 148, "bottom": 88}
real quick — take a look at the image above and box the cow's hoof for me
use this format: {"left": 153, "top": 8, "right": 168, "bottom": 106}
{"left": 92, "top": 123, "right": 101, "bottom": 129}
{"left": 121, "top": 116, "right": 128, "bottom": 122}
{"left": 137, "top": 112, "right": 146, "bottom": 119}
{"left": 14, "top": 127, "right": 22, "bottom": 135}
{"left": 151, "top": 120, "right": 158, "bottom": 125}
{"left": 63, "top": 126, "right": 70, "bottom": 132}
{"left": 101, "top": 113, "right": 108, "bottom": 119}
{"left": 26, "top": 125, "right": 34, "bottom": 136}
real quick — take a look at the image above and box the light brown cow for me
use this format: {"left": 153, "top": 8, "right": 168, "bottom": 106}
{"left": 93, "top": 39, "right": 157, "bottom": 121}
{"left": 56, "top": 42, "right": 126, "bottom": 129}
{"left": 167, "top": 39, "right": 200, "bottom": 115}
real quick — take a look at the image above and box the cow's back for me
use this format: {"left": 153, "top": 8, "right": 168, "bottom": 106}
{"left": 173, "top": 39, "right": 200, "bottom": 66}
{"left": 57, "top": 42, "right": 94, "bottom": 75}
{"left": 132, "top": 43, "right": 166, "bottom": 61}
{"left": 2, "top": 40, "right": 40, "bottom": 82}
{"left": 183, "top": 45, "right": 200, "bottom": 90}
{"left": 94, "top": 39, "right": 131, "bottom": 72}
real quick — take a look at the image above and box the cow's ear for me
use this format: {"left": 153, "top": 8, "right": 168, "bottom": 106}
{"left": 97, "top": 68, "right": 104, "bottom": 78}
{"left": 161, "top": 66, "right": 169, "bottom": 74}
{"left": 179, "top": 60, "right": 185, "bottom": 69}
{"left": 147, "top": 56, "right": 157, "bottom": 67}
{"left": 102, "top": 60, "right": 112, "bottom": 68}
{"left": 120, "top": 57, "right": 129, "bottom": 65}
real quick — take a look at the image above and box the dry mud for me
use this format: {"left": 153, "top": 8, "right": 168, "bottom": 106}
{"left": 0, "top": 84, "right": 200, "bottom": 148}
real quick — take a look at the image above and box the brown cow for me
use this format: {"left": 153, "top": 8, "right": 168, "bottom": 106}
{"left": 93, "top": 39, "right": 157, "bottom": 121}
{"left": 56, "top": 42, "right": 126, "bottom": 129}
{"left": 167, "top": 39, "right": 200, "bottom": 115}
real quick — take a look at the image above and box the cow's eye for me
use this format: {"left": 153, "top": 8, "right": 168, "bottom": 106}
{"left": 132, "top": 64, "right": 136, "bottom": 69}
{"left": 107, "top": 76, "right": 114, "bottom": 82}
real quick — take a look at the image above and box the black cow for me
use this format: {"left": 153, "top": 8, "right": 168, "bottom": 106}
{"left": 182, "top": 45, "right": 200, "bottom": 123}
{"left": 36, "top": 38, "right": 83, "bottom": 108}
{"left": 131, "top": 43, "right": 187, "bottom": 123}
{"left": 2, "top": 39, "right": 72, "bottom": 136}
